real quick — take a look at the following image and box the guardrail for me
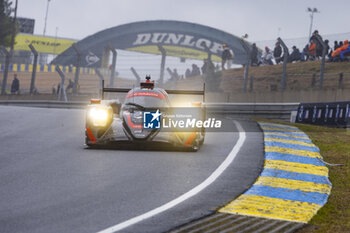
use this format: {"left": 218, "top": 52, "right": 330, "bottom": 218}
{"left": 0, "top": 101, "right": 299, "bottom": 121}
{"left": 205, "top": 102, "right": 299, "bottom": 120}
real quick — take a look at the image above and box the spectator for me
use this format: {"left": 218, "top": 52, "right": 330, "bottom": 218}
{"left": 301, "top": 44, "right": 309, "bottom": 61}
{"left": 69, "top": 64, "right": 73, "bottom": 73}
{"left": 328, "top": 48, "right": 333, "bottom": 60}
{"left": 52, "top": 85, "right": 56, "bottom": 95}
{"left": 324, "top": 39, "right": 330, "bottom": 57}
{"left": 334, "top": 41, "right": 339, "bottom": 50}
{"left": 221, "top": 43, "right": 234, "bottom": 70}
{"left": 11, "top": 74, "right": 20, "bottom": 94}
{"left": 288, "top": 46, "right": 301, "bottom": 63}
{"left": 308, "top": 39, "right": 317, "bottom": 60}
{"left": 250, "top": 43, "right": 259, "bottom": 66}
{"left": 33, "top": 87, "right": 39, "bottom": 95}
{"left": 330, "top": 41, "right": 345, "bottom": 61}
{"left": 332, "top": 40, "right": 350, "bottom": 61}
{"left": 201, "top": 59, "right": 207, "bottom": 74}
{"left": 340, "top": 41, "right": 350, "bottom": 61}
{"left": 190, "top": 64, "right": 201, "bottom": 77}
{"left": 273, "top": 42, "right": 283, "bottom": 64}
{"left": 262, "top": 46, "right": 274, "bottom": 65}
{"left": 332, "top": 40, "right": 348, "bottom": 56}
{"left": 66, "top": 79, "right": 74, "bottom": 93}
{"left": 201, "top": 58, "right": 215, "bottom": 75}
{"left": 185, "top": 68, "right": 191, "bottom": 78}
{"left": 171, "top": 69, "right": 179, "bottom": 80}
{"left": 310, "top": 30, "right": 323, "bottom": 58}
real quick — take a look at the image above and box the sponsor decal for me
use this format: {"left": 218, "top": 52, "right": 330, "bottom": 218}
{"left": 14, "top": 33, "right": 76, "bottom": 54}
{"left": 132, "top": 33, "right": 224, "bottom": 54}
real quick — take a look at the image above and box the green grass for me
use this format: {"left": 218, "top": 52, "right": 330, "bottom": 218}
{"left": 257, "top": 119, "right": 350, "bottom": 233}
{"left": 296, "top": 124, "right": 350, "bottom": 233}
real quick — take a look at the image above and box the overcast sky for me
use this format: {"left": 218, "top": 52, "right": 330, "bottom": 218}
{"left": 15, "top": 0, "right": 350, "bottom": 42}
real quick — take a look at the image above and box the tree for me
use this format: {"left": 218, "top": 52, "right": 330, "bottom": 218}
{"left": 0, "top": 0, "right": 13, "bottom": 47}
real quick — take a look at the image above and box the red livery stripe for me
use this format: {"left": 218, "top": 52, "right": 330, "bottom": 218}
{"left": 126, "top": 91, "right": 166, "bottom": 99}
{"left": 86, "top": 127, "right": 97, "bottom": 143}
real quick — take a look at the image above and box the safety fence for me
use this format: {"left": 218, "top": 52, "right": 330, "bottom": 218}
{"left": 0, "top": 71, "right": 135, "bottom": 96}
{"left": 0, "top": 63, "right": 95, "bottom": 74}
{"left": 220, "top": 72, "right": 350, "bottom": 93}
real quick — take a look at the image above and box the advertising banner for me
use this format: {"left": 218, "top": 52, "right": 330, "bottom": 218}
{"left": 296, "top": 101, "right": 350, "bottom": 127}
{"left": 52, "top": 20, "right": 253, "bottom": 67}
{"left": 14, "top": 33, "right": 76, "bottom": 55}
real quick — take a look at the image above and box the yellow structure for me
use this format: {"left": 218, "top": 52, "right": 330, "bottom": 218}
{"left": 14, "top": 33, "right": 77, "bottom": 55}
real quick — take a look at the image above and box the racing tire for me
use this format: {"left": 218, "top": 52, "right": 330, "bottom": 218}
{"left": 189, "top": 140, "right": 199, "bottom": 152}
{"left": 198, "top": 127, "right": 206, "bottom": 145}
{"left": 85, "top": 136, "right": 96, "bottom": 149}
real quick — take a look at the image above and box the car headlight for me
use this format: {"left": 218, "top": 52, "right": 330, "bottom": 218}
{"left": 88, "top": 107, "right": 110, "bottom": 127}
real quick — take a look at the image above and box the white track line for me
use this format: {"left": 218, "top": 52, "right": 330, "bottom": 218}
{"left": 97, "top": 120, "right": 246, "bottom": 233}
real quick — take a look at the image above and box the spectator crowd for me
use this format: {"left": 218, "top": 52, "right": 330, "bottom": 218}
{"left": 252, "top": 30, "right": 350, "bottom": 66}
{"left": 168, "top": 30, "right": 349, "bottom": 84}
{"left": 169, "top": 58, "right": 218, "bottom": 81}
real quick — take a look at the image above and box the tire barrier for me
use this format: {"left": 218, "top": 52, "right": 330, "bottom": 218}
{"left": 296, "top": 101, "right": 350, "bottom": 127}
{"left": 219, "top": 121, "right": 331, "bottom": 223}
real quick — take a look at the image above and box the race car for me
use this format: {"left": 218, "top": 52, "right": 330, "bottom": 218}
{"left": 85, "top": 76, "right": 206, "bottom": 151}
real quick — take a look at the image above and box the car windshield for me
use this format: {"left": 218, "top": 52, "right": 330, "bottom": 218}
{"left": 124, "top": 95, "right": 169, "bottom": 109}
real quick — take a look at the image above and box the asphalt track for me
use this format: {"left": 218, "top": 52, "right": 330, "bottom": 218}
{"left": 0, "top": 106, "right": 264, "bottom": 233}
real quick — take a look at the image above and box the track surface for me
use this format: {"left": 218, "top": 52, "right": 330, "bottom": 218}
{"left": 0, "top": 106, "right": 263, "bottom": 233}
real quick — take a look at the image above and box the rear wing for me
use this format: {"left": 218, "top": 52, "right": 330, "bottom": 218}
{"left": 101, "top": 80, "right": 205, "bottom": 102}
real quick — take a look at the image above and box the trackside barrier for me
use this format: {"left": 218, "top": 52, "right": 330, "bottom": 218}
{"left": 296, "top": 101, "right": 350, "bottom": 127}
{"left": 205, "top": 103, "right": 299, "bottom": 121}
{"left": 0, "top": 101, "right": 299, "bottom": 121}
